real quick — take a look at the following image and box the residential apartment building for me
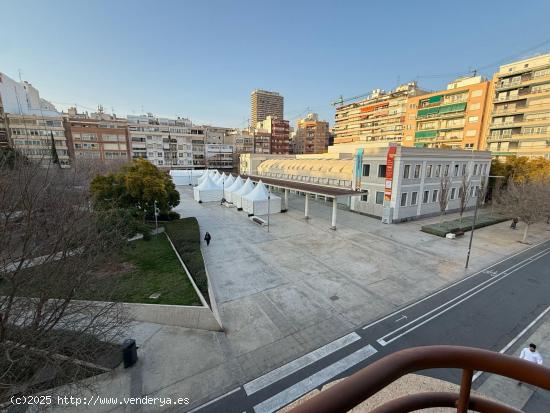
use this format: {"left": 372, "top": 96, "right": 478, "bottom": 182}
{"left": 204, "top": 125, "right": 232, "bottom": 144}
{"left": 250, "top": 89, "right": 284, "bottom": 127}
{"left": 334, "top": 82, "right": 426, "bottom": 145}
{"left": 253, "top": 130, "right": 271, "bottom": 154}
{"left": 229, "top": 128, "right": 254, "bottom": 153}
{"left": 127, "top": 114, "right": 203, "bottom": 168}
{"left": 205, "top": 143, "right": 234, "bottom": 170}
{"left": 63, "top": 107, "right": 130, "bottom": 162}
{"left": 0, "top": 72, "right": 70, "bottom": 167}
{"left": 485, "top": 53, "right": 550, "bottom": 160}
{"left": 294, "top": 113, "right": 330, "bottom": 154}
{"left": 255, "top": 115, "right": 290, "bottom": 154}
{"left": 403, "top": 76, "right": 491, "bottom": 150}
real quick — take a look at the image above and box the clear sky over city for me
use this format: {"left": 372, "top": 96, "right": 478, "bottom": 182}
{"left": 2, "top": 0, "right": 550, "bottom": 127}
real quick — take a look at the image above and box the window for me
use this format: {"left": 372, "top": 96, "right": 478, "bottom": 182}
{"left": 466, "top": 130, "right": 477, "bottom": 137}
{"left": 468, "top": 116, "right": 479, "bottom": 123}
{"left": 400, "top": 192, "right": 408, "bottom": 207}
{"left": 414, "top": 164, "right": 421, "bottom": 179}
{"left": 411, "top": 191, "right": 418, "bottom": 205}
{"left": 361, "top": 192, "right": 368, "bottom": 202}
{"left": 444, "top": 164, "right": 450, "bottom": 176}
{"left": 454, "top": 164, "right": 459, "bottom": 176}
{"left": 423, "top": 190, "right": 429, "bottom": 203}
{"left": 432, "top": 189, "right": 439, "bottom": 203}
{"left": 378, "top": 165, "right": 387, "bottom": 178}
{"left": 426, "top": 164, "right": 432, "bottom": 177}
{"left": 461, "top": 164, "right": 467, "bottom": 176}
{"left": 451, "top": 187, "right": 457, "bottom": 199}
{"left": 362, "top": 164, "right": 370, "bottom": 176}
{"left": 473, "top": 164, "right": 478, "bottom": 175}
{"left": 464, "top": 143, "right": 474, "bottom": 149}
{"left": 403, "top": 164, "right": 411, "bottom": 178}
{"left": 471, "top": 90, "right": 483, "bottom": 97}
{"left": 375, "top": 191, "right": 384, "bottom": 205}
{"left": 470, "top": 103, "right": 481, "bottom": 110}
{"left": 435, "top": 165, "right": 441, "bottom": 177}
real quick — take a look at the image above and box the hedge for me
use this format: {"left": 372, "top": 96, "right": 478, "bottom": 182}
{"left": 164, "top": 218, "right": 210, "bottom": 305}
{"left": 421, "top": 213, "right": 509, "bottom": 238}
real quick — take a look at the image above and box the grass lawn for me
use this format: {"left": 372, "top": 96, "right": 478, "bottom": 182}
{"left": 103, "top": 233, "right": 201, "bottom": 305}
{"left": 421, "top": 213, "right": 509, "bottom": 237}
{"left": 1, "top": 233, "right": 202, "bottom": 306}
{"left": 164, "top": 218, "right": 210, "bottom": 305}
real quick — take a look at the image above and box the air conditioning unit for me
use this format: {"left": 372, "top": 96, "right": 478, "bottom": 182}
{"left": 382, "top": 207, "right": 393, "bottom": 224}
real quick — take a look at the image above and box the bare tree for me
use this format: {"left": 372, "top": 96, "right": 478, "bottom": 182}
{"left": 495, "top": 179, "right": 547, "bottom": 243}
{"left": 438, "top": 175, "right": 451, "bottom": 221}
{"left": 458, "top": 174, "right": 472, "bottom": 222}
{"left": 0, "top": 156, "right": 128, "bottom": 401}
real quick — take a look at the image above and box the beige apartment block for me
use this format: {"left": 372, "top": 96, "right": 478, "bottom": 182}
{"left": 403, "top": 76, "right": 491, "bottom": 150}
{"left": 250, "top": 89, "right": 283, "bottom": 127}
{"left": 127, "top": 114, "right": 205, "bottom": 168}
{"left": 294, "top": 113, "right": 330, "bottom": 154}
{"left": 0, "top": 72, "right": 70, "bottom": 167}
{"left": 7, "top": 113, "right": 70, "bottom": 167}
{"left": 334, "top": 82, "right": 426, "bottom": 145}
{"left": 485, "top": 53, "right": 550, "bottom": 160}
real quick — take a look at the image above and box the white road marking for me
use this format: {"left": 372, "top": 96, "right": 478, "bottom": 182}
{"left": 362, "top": 240, "right": 549, "bottom": 331}
{"left": 244, "top": 332, "right": 361, "bottom": 396}
{"left": 394, "top": 315, "right": 407, "bottom": 323}
{"left": 472, "top": 304, "right": 550, "bottom": 382}
{"left": 377, "top": 249, "right": 550, "bottom": 346}
{"left": 186, "top": 387, "right": 241, "bottom": 413}
{"left": 252, "top": 345, "right": 378, "bottom": 413}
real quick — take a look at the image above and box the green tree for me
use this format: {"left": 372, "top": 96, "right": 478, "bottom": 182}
{"left": 91, "top": 158, "right": 180, "bottom": 224}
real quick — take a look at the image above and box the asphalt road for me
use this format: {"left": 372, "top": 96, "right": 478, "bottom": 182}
{"left": 185, "top": 239, "right": 550, "bottom": 413}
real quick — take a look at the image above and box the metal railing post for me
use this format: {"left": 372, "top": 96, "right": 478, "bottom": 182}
{"left": 456, "top": 368, "right": 473, "bottom": 413}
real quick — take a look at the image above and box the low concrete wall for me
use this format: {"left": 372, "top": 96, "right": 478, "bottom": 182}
{"left": 122, "top": 301, "right": 222, "bottom": 331}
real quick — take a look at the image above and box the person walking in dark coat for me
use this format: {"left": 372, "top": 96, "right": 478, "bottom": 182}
{"left": 204, "top": 232, "right": 211, "bottom": 246}
{"left": 511, "top": 217, "right": 519, "bottom": 230}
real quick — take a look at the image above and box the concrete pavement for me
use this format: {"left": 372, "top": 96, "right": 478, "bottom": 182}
{"left": 192, "top": 239, "right": 550, "bottom": 412}
{"left": 46, "top": 187, "right": 549, "bottom": 413}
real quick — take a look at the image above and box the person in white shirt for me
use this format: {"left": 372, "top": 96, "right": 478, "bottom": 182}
{"left": 520, "top": 343, "right": 543, "bottom": 365}
{"left": 517, "top": 343, "right": 543, "bottom": 385}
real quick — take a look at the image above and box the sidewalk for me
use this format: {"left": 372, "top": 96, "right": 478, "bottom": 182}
{"left": 51, "top": 188, "right": 550, "bottom": 413}
{"left": 477, "top": 308, "right": 550, "bottom": 412}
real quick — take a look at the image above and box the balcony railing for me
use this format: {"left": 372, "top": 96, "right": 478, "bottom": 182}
{"left": 287, "top": 345, "right": 550, "bottom": 413}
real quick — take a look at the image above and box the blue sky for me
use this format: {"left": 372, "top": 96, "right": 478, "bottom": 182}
{"left": 2, "top": 0, "right": 550, "bottom": 128}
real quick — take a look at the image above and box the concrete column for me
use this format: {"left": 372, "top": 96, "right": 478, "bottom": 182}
{"left": 284, "top": 189, "right": 289, "bottom": 211}
{"left": 304, "top": 194, "right": 310, "bottom": 219}
{"left": 331, "top": 198, "right": 337, "bottom": 230}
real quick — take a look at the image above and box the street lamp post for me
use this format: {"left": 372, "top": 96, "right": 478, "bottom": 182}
{"left": 267, "top": 186, "right": 271, "bottom": 233}
{"left": 154, "top": 200, "right": 159, "bottom": 233}
{"left": 465, "top": 187, "right": 480, "bottom": 269}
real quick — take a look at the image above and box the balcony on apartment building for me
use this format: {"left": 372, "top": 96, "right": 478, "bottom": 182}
{"left": 495, "top": 71, "right": 550, "bottom": 91}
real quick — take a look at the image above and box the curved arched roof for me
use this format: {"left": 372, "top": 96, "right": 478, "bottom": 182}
{"left": 257, "top": 159, "right": 353, "bottom": 181}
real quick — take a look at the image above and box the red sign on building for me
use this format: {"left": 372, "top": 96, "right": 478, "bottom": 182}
{"left": 384, "top": 146, "right": 397, "bottom": 201}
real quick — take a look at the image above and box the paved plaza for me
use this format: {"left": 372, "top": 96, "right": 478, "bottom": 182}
{"left": 72, "top": 186, "right": 550, "bottom": 413}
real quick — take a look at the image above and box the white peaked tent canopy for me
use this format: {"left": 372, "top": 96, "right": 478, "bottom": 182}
{"left": 226, "top": 176, "right": 243, "bottom": 202}
{"left": 233, "top": 178, "right": 255, "bottom": 209}
{"left": 223, "top": 173, "right": 235, "bottom": 188}
{"left": 214, "top": 172, "right": 227, "bottom": 185}
{"left": 193, "top": 174, "right": 223, "bottom": 202}
{"left": 197, "top": 170, "right": 211, "bottom": 185}
{"left": 242, "top": 180, "right": 282, "bottom": 216}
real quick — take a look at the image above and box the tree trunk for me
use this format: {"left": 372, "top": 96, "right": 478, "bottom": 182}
{"left": 522, "top": 222, "right": 529, "bottom": 243}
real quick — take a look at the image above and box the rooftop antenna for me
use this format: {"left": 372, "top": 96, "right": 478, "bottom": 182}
{"left": 18, "top": 68, "right": 23, "bottom": 82}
